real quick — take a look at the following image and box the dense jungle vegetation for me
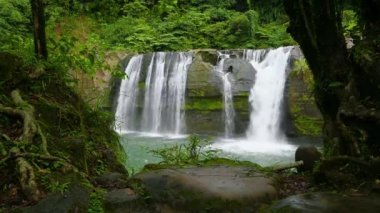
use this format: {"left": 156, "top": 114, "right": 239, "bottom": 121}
{"left": 0, "top": 0, "right": 298, "bottom": 73}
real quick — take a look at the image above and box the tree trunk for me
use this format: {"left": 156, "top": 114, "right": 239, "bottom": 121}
{"left": 30, "top": 0, "right": 47, "bottom": 60}
{"left": 284, "top": 0, "right": 380, "bottom": 157}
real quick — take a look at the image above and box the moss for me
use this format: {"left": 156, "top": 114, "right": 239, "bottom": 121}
{"left": 185, "top": 97, "right": 223, "bottom": 111}
{"left": 141, "top": 157, "right": 273, "bottom": 175}
{"left": 234, "top": 96, "right": 250, "bottom": 111}
{"left": 187, "top": 89, "right": 207, "bottom": 97}
{"left": 289, "top": 58, "right": 323, "bottom": 136}
{"left": 198, "top": 50, "right": 218, "bottom": 65}
{"left": 185, "top": 97, "right": 249, "bottom": 111}
{"left": 291, "top": 104, "right": 323, "bottom": 136}
{"left": 237, "top": 91, "right": 250, "bottom": 97}
{"left": 202, "top": 157, "right": 270, "bottom": 170}
{"left": 138, "top": 82, "right": 145, "bottom": 90}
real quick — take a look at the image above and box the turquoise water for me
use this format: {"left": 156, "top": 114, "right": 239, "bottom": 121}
{"left": 120, "top": 133, "right": 188, "bottom": 173}
{"left": 120, "top": 133, "right": 322, "bottom": 173}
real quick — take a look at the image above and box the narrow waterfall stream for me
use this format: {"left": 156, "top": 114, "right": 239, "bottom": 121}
{"left": 214, "top": 53, "right": 235, "bottom": 138}
{"left": 114, "top": 55, "right": 143, "bottom": 132}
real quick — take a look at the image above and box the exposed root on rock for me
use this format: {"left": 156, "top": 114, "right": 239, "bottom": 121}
{"left": 0, "top": 89, "right": 83, "bottom": 201}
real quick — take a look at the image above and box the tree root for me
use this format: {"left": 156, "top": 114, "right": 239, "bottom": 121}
{"left": 273, "top": 161, "right": 304, "bottom": 172}
{"left": 12, "top": 147, "right": 40, "bottom": 201}
{"left": 0, "top": 89, "right": 84, "bottom": 201}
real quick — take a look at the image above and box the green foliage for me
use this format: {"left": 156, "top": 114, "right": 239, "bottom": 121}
{"left": 0, "top": 0, "right": 35, "bottom": 64}
{"left": 88, "top": 189, "right": 106, "bottom": 213}
{"left": 2, "top": 0, "right": 295, "bottom": 72}
{"left": 292, "top": 58, "right": 314, "bottom": 92}
{"left": 0, "top": 0, "right": 30, "bottom": 35}
{"left": 39, "top": 176, "right": 69, "bottom": 194}
{"left": 122, "top": 1, "right": 150, "bottom": 17}
{"left": 98, "top": 3, "right": 294, "bottom": 52}
{"left": 342, "top": 10, "right": 360, "bottom": 38}
{"left": 150, "top": 135, "right": 219, "bottom": 166}
{"left": 291, "top": 105, "right": 323, "bottom": 136}
{"left": 185, "top": 98, "right": 223, "bottom": 111}
{"left": 290, "top": 58, "right": 323, "bottom": 136}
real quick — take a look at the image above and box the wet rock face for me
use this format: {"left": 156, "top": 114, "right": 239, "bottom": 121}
{"left": 186, "top": 50, "right": 256, "bottom": 136}
{"left": 134, "top": 166, "right": 277, "bottom": 212}
{"left": 295, "top": 145, "right": 322, "bottom": 172}
{"left": 270, "top": 192, "right": 380, "bottom": 213}
{"left": 222, "top": 58, "right": 256, "bottom": 93}
{"left": 187, "top": 50, "right": 256, "bottom": 97}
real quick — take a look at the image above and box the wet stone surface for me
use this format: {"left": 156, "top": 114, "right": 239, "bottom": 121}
{"left": 271, "top": 192, "right": 380, "bottom": 213}
{"left": 134, "top": 166, "right": 277, "bottom": 212}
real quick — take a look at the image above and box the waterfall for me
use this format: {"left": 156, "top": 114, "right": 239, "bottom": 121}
{"left": 141, "top": 52, "right": 166, "bottom": 133}
{"left": 114, "top": 55, "right": 143, "bottom": 132}
{"left": 244, "top": 46, "right": 293, "bottom": 143}
{"left": 215, "top": 53, "right": 235, "bottom": 138}
{"left": 210, "top": 46, "right": 295, "bottom": 158}
{"left": 114, "top": 52, "right": 192, "bottom": 136}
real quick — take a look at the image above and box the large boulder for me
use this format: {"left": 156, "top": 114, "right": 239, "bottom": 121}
{"left": 134, "top": 166, "right": 277, "bottom": 212}
{"left": 187, "top": 51, "right": 220, "bottom": 97}
{"left": 295, "top": 145, "right": 322, "bottom": 172}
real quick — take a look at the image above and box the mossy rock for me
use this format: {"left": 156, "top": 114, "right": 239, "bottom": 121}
{"left": 194, "top": 49, "right": 219, "bottom": 65}
{"left": 187, "top": 54, "right": 220, "bottom": 97}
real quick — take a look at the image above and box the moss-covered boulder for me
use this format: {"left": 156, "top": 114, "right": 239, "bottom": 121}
{"left": 187, "top": 51, "right": 220, "bottom": 97}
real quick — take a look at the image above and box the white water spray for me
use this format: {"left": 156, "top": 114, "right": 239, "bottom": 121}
{"left": 245, "top": 46, "right": 293, "bottom": 143}
{"left": 114, "top": 55, "right": 143, "bottom": 132}
{"left": 141, "top": 52, "right": 166, "bottom": 133}
{"left": 115, "top": 52, "right": 192, "bottom": 136}
{"left": 211, "top": 47, "right": 295, "bottom": 157}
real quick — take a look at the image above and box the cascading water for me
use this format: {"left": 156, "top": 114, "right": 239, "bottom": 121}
{"left": 214, "top": 53, "right": 235, "bottom": 138}
{"left": 211, "top": 47, "right": 296, "bottom": 160}
{"left": 141, "top": 52, "right": 166, "bottom": 133}
{"left": 114, "top": 55, "right": 143, "bottom": 132}
{"left": 117, "top": 47, "right": 316, "bottom": 171}
{"left": 245, "top": 46, "right": 293, "bottom": 143}
{"left": 114, "top": 52, "right": 192, "bottom": 136}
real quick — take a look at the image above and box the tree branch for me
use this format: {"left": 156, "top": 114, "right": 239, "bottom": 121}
{"left": 273, "top": 160, "right": 304, "bottom": 171}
